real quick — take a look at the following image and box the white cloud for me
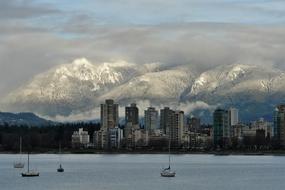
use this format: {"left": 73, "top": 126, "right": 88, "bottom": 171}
{"left": 177, "top": 101, "right": 217, "bottom": 115}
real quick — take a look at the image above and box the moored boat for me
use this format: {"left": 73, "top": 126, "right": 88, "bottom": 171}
{"left": 22, "top": 152, "right": 39, "bottom": 177}
{"left": 14, "top": 137, "right": 25, "bottom": 169}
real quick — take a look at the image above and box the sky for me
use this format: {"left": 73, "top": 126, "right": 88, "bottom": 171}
{"left": 0, "top": 0, "right": 285, "bottom": 97}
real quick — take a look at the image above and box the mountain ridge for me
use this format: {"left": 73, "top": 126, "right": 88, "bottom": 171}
{"left": 1, "top": 58, "right": 284, "bottom": 122}
{"left": 0, "top": 112, "right": 53, "bottom": 126}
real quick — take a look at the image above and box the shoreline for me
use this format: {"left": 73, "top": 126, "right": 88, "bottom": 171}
{"left": 2, "top": 150, "right": 285, "bottom": 156}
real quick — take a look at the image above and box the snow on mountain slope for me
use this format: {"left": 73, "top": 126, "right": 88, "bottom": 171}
{"left": 1, "top": 58, "right": 143, "bottom": 116}
{"left": 188, "top": 64, "right": 284, "bottom": 97}
{"left": 2, "top": 58, "right": 285, "bottom": 121}
{"left": 184, "top": 63, "right": 285, "bottom": 121}
{"left": 100, "top": 65, "right": 195, "bottom": 103}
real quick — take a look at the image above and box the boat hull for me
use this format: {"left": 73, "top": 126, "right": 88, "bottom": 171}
{"left": 14, "top": 163, "right": 24, "bottom": 168}
{"left": 21, "top": 172, "right": 40, "bottom": 177}
{"left": 161, "top": 171, "right": 176, "bottom": 177}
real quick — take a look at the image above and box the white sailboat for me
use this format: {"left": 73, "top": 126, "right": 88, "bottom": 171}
{"left": 161, "top": 135, "right": 176, "bottom": 177}
{"left": 22, "top": 152, "right": 39, "bottom": 177}
{"left": 57, "top": 142, "right": 64, "bottom": 172}
{"left": 14, "top": 137, "right": 24, "bottom": 168}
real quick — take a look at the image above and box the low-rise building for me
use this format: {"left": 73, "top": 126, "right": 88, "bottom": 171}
{"left": 72, "top": 128, "right": 90, "bottom": 148}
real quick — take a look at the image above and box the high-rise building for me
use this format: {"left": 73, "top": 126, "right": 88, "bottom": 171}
{"left": 213, "top": 108, "right": 230, "bottom": 146}
{"left": 273, "top": 107, "right": 279, "bottom": 138}
{"left": 160, "top": 107, "right": 174, "bottom": 135}
{"left": 144, "top": 107, "right": 158, "bottom": 134}
{"left": 160, "top": 107, "right": 184, "bottom": 147}
{"left": 124, "top": 103, "right": 139, "bottom": 147}
{"left": 96, "top": 99, "right": 120, "bottom": 149}
{"left": 125, "top": 103, "right": 139, "bottom": 125}
{"left": 274, "top": 105, "right": 285, "bottom": 146}
{"left": 101, "top": 99, "right": 119, "bottom": 129}
{"left": 187, "top": 117, "right": 201, "bottom": 131}
{"left": 229, "top": 108, "right": 239, "bottom": 126}
{"left": 213, "top": 107, "right": 239, "bottom": 147}
{"left": 172, "top": 111, "right": 184, "bottom": 146}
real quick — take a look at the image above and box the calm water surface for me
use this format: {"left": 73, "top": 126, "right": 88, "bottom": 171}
{"left": 0, "top": 154, "right": 285, "bottom": 190}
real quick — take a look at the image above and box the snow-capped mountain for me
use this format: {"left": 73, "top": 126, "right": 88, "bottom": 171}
{"left": 1, "top": 58, "right": 285, "bottom": 122}
{"left": 100, "top": 65, "right": 196, "bottom": 104}
{"left": 183, "top": 64, "right": 285, "bottom": 121}
{"left": 1, "top": 58, "right": 144, "bottom": 117}
{"left": 187, "top": 64, "right": 284, "bottom": 100}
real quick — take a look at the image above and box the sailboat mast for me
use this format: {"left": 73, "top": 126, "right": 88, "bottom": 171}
{"left": 59, "top": 141, "right": 62, "bottom": 165}
{"left": 20, "top": 137, "right": 22, "bottom": 155}
{"left": 168, "top": 133, "right": 171, "bottom": 168}
{"left": 27, "top": 152, "right": 30, "bottom": 172}
{"left": 59, "top": 142, "right": 61, "bottom": 155}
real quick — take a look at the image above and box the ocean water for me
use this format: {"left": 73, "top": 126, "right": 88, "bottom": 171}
{"left": 0, "top": 154, "right": 285, "bottom": 190}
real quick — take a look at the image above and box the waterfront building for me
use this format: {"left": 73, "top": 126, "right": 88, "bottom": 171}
{"left": 173, "top": 111, "right": 184, "bottom": 146}
{"left": 109, "top": 127, "right": 123, "bottom": 149}
{"left": 160, "top": 107, "right": 184, "bottom": 147}
{"left": 213, "top": 107, "right": 239, "bottom": 147}
{"left": 160, "top": 107, "right": 174, "bottom": 135}
{"left": 273, "top": 105, "right": 285, "bottom": 146}
{"left": 101, "top": 99, "right": 119, "bottom": 129}
{"left": 93, "top": 129, "right": 108, "bottom": 149}
{"left": 144, "top": 107, "right": 159, "bottom": 135}
{"left": 232, "top": 124, "right": 244, "bottom": 139}
{"left": 273, "top": 107, "right": 279, "bottom": 137}
{"left": 213, "top": 108, "right": 230, "bottom": 147}
{"left": 125, "top": 103, "right": 139, "bottom": 125}
{"left": 134, "top": 129, "right": 149, "bottom": 147}
{"left": 72, "top": 128, "right": 90, "bottom": 147}
{"left": 251, "top": 118, "right": 273, "bottom": 137}
{"left": 188, "top": 116, "right": 201, "bottom": 131}
{"left": 95, "top": 99, "right": 121, "bottom": 149}
{"left": 124, "top": 103, "right": 139, "bottom": 139}
{"left": 229, "top": 107, "right": 239, "bottom": 126}
{"left": 242, "top": 125, "right": 257, "bottom": 137}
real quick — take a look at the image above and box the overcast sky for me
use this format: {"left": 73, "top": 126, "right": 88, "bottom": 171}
{"left": 0, "top": 0, "right": 285, "bottom": 97}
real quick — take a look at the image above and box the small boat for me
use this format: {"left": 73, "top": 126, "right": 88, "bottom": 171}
{"left": 14, "top": 162, "right": 25, "bottom": 169}
{"left": 57, "top": 142, "right": 64, "bottom": 172}
{"left": 22, "top": 152, "right": 39, "bottom": 177}
{"left": 57, "top": 164, "right": 64, "bottom": 172}
{"left": 161, "top": 166, "right": 176, "bottom": 177}
{"left": 161, "top": 134, "right": 175, "bottom": 177}
{"left": 14, "top": 137, "right": 25, "bottom": 168}
{"left": 22, "top": 171, "right": 40, "bottom": 177}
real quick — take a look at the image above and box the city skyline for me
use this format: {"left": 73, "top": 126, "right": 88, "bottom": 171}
{"left": 1, "top": 1, "right": 285, "bottom": 189}
{"left": 69, "top": 99, "right": 284, "bottom": 150}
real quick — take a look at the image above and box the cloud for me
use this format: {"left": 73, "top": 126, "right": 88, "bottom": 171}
{"left": 1, "top": 0, "right": 285, "bottom": 100}
{"left": 0, "top": 0, "right": 59, "bottom": 20}
{"left": 1, "top": 23, "right": 285, "bottom": 98}
{"left": 41, "top": 99, "right": 216, "bottom": 122}
{"left": 177, "top": 101, "right": 217, "bottom": 115}
{"left": 38, "top": 0, "right": 285, "bottom": 25}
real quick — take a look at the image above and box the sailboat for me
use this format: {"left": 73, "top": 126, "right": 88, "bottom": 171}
{"left": 57, "top": 142, "right": 64, "bottom": 172}
{"left": 160, "top": 134, "right": 176, "bottom": 177}
{"left": 14, "top": 137, "right": 25, "bottom": 168}
{"left": 22, "top": 152, "right": 39, "bottom": 177}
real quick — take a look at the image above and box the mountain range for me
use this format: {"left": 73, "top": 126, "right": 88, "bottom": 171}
{"left": 0, "top": 112, "right": 52, "bottom": 126}
{"left": 1, "top": 58, "right": 284, "bottom": 122}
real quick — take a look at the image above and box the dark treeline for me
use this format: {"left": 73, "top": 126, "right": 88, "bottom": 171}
{"left": 0, "top": 122, "right": 100, "bottom": 152}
